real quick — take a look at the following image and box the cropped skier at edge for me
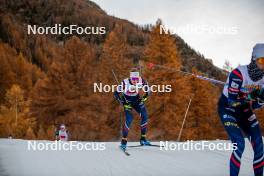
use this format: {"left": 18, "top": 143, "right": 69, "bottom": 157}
{"left": 114, "top": 68, "right": 151, "bottom": 150}
{"left": 218, "top": 43, "right": 264, "bottom": 176}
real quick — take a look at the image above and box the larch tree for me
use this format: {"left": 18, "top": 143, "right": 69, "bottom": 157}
{"left": 143, "top": 19, "right": 191, "bottom": 140}
{"left": 183, "top": 68, "right": 221, "bottom": 140}
{"left": 30, "top": 36, "right": 114, "bottom": 140}
{"left": 0, "top": 84, "right": 35, "bottom": 138}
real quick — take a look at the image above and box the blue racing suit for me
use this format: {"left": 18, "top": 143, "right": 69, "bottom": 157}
{"left": 218, "top": 65, "right": 264, "bottom": 176}
{"left": 114, "top": 77, "right": 150, "bottom": 140}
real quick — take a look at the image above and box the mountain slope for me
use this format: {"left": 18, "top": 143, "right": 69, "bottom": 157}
{"left": 0, "top": 0, "right": 233, "bottom": 141}
{"left": 0, "top": 0, "right": 225, "bottom": 79}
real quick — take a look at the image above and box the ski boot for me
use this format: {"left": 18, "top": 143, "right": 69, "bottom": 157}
{"left": 140, "top": 135, "right": 151, "bottom": 146}
{"left": 120, "top": 138, "right": 127, "bottom": 150}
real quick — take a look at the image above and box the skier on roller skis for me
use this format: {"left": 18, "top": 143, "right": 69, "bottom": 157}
{"left": 114, "top": 68, "right": 151, "bottom": 151}
{"left": 218, "top": 43, "right": 264, "bottom": 176}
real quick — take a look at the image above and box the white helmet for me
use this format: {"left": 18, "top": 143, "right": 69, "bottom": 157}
{"left": 252, "top": 43, "right": 264, "bottom": 61}
{"left": 60, "top": 124, "right": 66, "bottom": 130}
{"left": 130, "top": 71, "right": 140, "bottom": 80}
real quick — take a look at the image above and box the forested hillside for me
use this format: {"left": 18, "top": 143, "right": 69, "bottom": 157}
{"left": 2, "top": 0, "right": 260, "bottom": 141}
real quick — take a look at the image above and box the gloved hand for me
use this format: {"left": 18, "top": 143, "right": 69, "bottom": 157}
{"left": 114, "top": 91, "right": 128, "bottom": 105}
{"left": 140, "top": 94, "right": 148, "bottom": 103}
{"left": 123, "top": 102, "right": 132, "bottom": 110}
{"left": 229, "top": 100, "right": 242, "bottom": 107}
{"left": 247, "top": 88, "right": 264, "bottom": 101}
{"left": 247, "top": 89, "right": 260, "bottom": 101}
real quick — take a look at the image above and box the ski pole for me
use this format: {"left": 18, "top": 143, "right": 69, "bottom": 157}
{"left": 111, "top": 69, "right": 129, "bottom": 104}
{"left": 177, "top": 96, "right": 192, "bottom": 141}
{"left": 111, "top": 69, "right": 128, "bottom": 140}
{"left": 145, "top": 62, "right": 226, "bottom": 86}
{"left": 111, "top": 69, "right": 121, "bottom": 88}
{"left": 145, "top": 62, "right": 261, "bottom": 95}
